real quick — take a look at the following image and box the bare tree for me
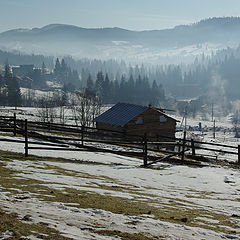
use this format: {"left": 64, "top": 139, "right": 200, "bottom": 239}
{"left": 70, "top": 90, "right": 101, "bottom": 127}
{"left": 22, "top": 88, "right": 36, "bottom": 107}
{"left": 232, "top": 110, "right": 239, "bottom": 138}
{"left": 52, "top": 91, "right": 68, "bottom": 124}
{"left": 36, "top": 94, "right": 57, "bottom": 123}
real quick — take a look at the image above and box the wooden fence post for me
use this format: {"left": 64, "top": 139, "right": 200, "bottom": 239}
{"left": 191, "top": 139, "right": 195, "bottom": 156}
{"left": 81, "top": 126, "right": 84, "bottom": 146}
{"left": 238, "top": 145, "right": 240, "bottom": 164}
{"left": 143, "top": 133, "right": 148, "bottom": 167}
{"left": 177, "top": 141, "right": 181, "bottom": 154}
{"left": 157, "top": 135, "right": 160, "bottom": 150}
{"left": 25, "top": 119, "right": 28, "bottom": 157}
{"left": 213, "top": 120, "right": 216, "bottom": 139}
{"left": 181, "top": 131, "right": 186, "bottom": 161}
{"left": 13, "top": 113, "right": 16, "bottom": 136}
{"left": 21, "top": 120, "right": 24, "bottom": 131}
{"left": 48, "top": 121, "right": 51, "bottom": 132}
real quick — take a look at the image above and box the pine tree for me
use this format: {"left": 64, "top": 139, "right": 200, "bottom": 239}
{"left": 30, "top": 69, "right": 42, "bottom": 87}
{"left": 0, "top": 73, "right": 4, "bottom": 105}
{"left": 81, "top": 68, "right": 89, "bottom": 88}
{"left": 103, "top": 74, "right": 110, "bottom": 103}
{"left": 113, "top": 80, "right": 120, "bottom": 103}
{"left": 41, "top": 62, "right": 47, "bottom": 75}
{"left": 72, "top": 70, "right": 80, "bottom": 88}
{"left": 86, "top": 74, "right": 94, "bottom": 92}
{"left": 126, "top": 74, "right": 135, "bottom": 103}
{"left": 61, "top": 59, "right": 68, "bottom": 73}
{"left": 108, "top": 80, "right": 114, "bottom": 103}
{"left": 119, "top": 75, "right": 127, "bottom": 103}
{"left": 0, "top": 73, "right": 3, "bottom": 87}
{"left": 4, "top": 64, "right": 21, "bottom": 107}
{"left": 54, "top": 58, "right": 61, "bottom": 80}
{"left": 95, "top": 71, "right": 104, "bottom": 99}
{"left": 142, "top": 76, "right": 150, "bottom": 105}
{"left": 7, "top": 76, "right": 21, "bottom": 107}
{"left": 151, "top": 80, "right": 160, "bottom": 106}
{"left": 135, "top": 75, "right": 142, "bottom": 104}
{"left": 61, "top": 59, "right": 68, "bottom": 83}
{"left": 4, "top": 64, "right": 12, "bottom": 86}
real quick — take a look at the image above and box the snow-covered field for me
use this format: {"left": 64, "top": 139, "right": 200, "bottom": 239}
{"left": 0, "top": 134, "right": 239, "bottom": 239}
{"left": 173, "top": 114, "right": 240, "bottom": 163}
{"left": 0, "top": 107, "right": 239, "bottom": 239}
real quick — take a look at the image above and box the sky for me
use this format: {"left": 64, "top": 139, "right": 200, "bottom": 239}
{"left": 0, "top": 0, "right": 240, "bottom": 33}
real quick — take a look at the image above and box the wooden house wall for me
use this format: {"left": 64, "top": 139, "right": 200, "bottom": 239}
{"left": 125, "top": 108, "right": 176, "bottom": 139}
{"left": 96, "top": 122, "right": 124, "bottom": 133}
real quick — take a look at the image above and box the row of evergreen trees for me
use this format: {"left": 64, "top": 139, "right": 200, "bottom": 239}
{"left": 86, "top": 72, "right": 165, "bottom": 106}
{"left": 2, "top": 46, "right": 240, "bottom": 110}
{"left": 52, "top": 58, "right": 165, "bottom": 106}
{"left": 0, "top": 64, "right": 21, "bottom": 107}
{"left": 53, "top": 58, "right": 80, "bottom": 89}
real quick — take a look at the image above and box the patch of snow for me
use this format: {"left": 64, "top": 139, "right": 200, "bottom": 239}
{"left": 0, "top": 230, "right": 13, "bottom": 239}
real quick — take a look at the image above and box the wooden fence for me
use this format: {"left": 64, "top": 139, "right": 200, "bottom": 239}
{"left": 0, "top": 114, "right": 239, "bottom": 167}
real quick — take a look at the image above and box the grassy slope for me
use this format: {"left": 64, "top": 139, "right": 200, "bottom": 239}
{"left": 0, "top": 150, "right": 239, "bottom": 239}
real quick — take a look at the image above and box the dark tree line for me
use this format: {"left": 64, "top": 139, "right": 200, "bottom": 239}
{"left": 3, "top": 45, "right": 240, "bottom": 108}
{"left": 86, "top": 71, "right": 165, "bottom": 106}
{"left": 0, "top": 64, "right": 21, "bottom": 107}
{"left": 53, "top": 58, "right": 80, "bottom": 90}
{"left": 0, "top": 50, "right": 54, "bottom": 69}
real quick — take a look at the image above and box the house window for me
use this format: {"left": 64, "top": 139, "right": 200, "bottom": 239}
{"left": 136, "top": 117, "right": 143, "bottom": 124}
{"left": 159, "top": 115, "right": 167, "bottom": 123}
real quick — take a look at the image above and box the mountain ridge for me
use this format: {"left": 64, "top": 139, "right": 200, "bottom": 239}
{"left": 1, "top": 17, "right": 240, "bottom": 63}
{"left": 3, "top": 16, "right": 240, "bottom": 34}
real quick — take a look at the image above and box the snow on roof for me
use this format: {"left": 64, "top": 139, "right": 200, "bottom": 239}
{"left": 155, "top": 109, "right": 179, "bottom": 122}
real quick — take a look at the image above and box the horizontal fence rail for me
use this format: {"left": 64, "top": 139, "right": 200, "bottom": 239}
{"left": 0, "top": 114, "right": 239, "bottom": 166}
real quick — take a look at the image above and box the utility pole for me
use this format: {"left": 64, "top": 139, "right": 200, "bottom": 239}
{"left": 181, "top": 106, "right": 187, "bottom": 161}
{"left": 213, "top": 119, "right": 216, "bottom": 139}
{"left": 212, "top": 101, "right": 214, "bottom": 122}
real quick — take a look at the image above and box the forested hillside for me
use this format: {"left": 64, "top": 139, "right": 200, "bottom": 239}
{"left": 1, "top": 43, "right": 240, "bottom": 116}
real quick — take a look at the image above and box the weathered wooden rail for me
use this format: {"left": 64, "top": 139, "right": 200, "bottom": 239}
{"left": 0, "top": 114, "right": 239, "bottom": 166}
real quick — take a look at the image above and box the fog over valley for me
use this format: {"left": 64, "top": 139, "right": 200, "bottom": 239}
{"left": 1, "top": 17, "right": 240, "bottom": 64}
{"left": 0, "top": 1, "right": 240, "bottom": 239}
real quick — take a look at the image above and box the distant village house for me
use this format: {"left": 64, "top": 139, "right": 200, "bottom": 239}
{"left": 12, "top": 64, "right": 36, "bottom": 88}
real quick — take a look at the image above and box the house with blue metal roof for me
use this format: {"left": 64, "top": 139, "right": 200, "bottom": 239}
{"left": 95, "top": 103, "right": 178, "bottom": 140}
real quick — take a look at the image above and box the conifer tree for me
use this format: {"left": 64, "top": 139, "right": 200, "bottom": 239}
{"left": 72, "top": 70, "right": 80, "bottom": 88}
{"left": 4, "top": 64, "right": 21, "bottom": 107}
{"left": 61, "top": 59, "right": 68, "bottom": 83}
{"left": 41, "top": 62, "right": 47, "bottom": 75}
{"left": 103, "top": 73, "right": 110, "bottom": 103}
{"left": 113, "top": 80, "right": 120, "bottom": 103}
{"left": 0, "top": 72, "right": 3, "bottom": 87}
{"left": 127, "top": 74, "right": 135, "bottom": 103}
{"left": 86, "top": 74, "right": 94, "bottom": 92}
{"left": 119, "top": 75, "right": 127, "bottom": 103}
{"left": 95, "top": 71, "right": 104, "bottom": 99}
{"left": 54, "top": 58, "right": 61, "bottom": 79}
{"left": 4, "top": 64, "right": 12, "bottom": 86}
{"left": 7, "top": 76, "right": 21, "bottom": 107}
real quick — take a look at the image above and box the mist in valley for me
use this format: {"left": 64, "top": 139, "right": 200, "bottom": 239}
{"left": 1, "top": 1, "right": 240, "bottom": 240}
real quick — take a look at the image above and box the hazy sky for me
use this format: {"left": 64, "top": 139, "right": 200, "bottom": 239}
{"left": 0, "top": 0, "right": 239, "bottom": 32}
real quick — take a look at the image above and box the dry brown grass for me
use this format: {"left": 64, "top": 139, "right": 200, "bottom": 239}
{"left": 0, "top": 209, "right": 73, "bottom": 240}
{"left": 0, "top": 149, "right": 238, "bottom": 239}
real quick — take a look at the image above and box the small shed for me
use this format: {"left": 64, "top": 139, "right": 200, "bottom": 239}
{"left": 95, "top": 102, "right": 178, "bottom": 140}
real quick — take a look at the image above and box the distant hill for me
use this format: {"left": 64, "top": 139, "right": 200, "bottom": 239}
{"left": 1, "top": 17, "right": 240, "bottom": 63}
